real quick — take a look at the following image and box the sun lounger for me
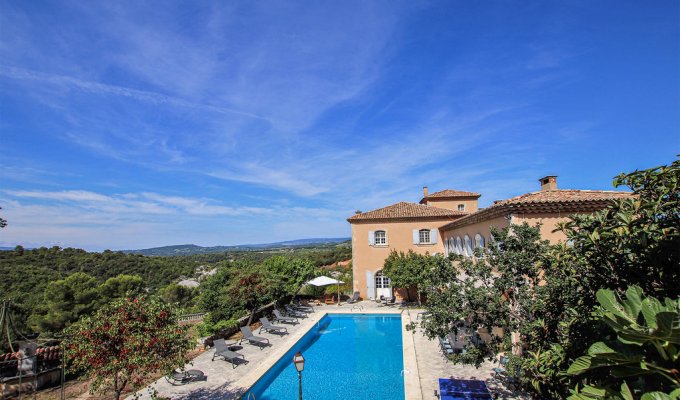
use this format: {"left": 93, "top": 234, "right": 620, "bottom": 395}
{"left": 284, "top": 305, "right": 308, "bottom": 318}
{"left": 347, "top": 291, "right": 360, "bottom": 304}
{"left": 239, "top": 326, "right": 270, "bottom": 350}
{"left": 211, "top": 338, "right": 246, "bottom": 368}
{"left": 273, "top": 309, "right": 298, "bottom": 324}
{"left": 292, "top": 302, "right": 314, "bottom": 313}
{"left": 259, "top": 317, "right": 288, "bottom": 334}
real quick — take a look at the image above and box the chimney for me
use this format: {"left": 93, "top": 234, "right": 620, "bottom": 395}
{"left": 539, "top": 176, "right": 557, "bottom": 191}
{"left": 354, "top": 210, "right": 362, "bottom": 215}
{"left": 423, "top": 186, "right": 429, "bottom": 198}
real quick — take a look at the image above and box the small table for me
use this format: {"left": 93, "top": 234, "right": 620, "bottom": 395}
{"left": 167, "top": 369, "right": 205, "bottom": 385}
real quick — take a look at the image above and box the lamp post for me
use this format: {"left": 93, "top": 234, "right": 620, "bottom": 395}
{"left": 292, "top": 352, "right": 305, "bottom": 400}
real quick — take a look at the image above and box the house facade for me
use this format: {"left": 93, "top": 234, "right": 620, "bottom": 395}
{"left": 347, "top": 176, "right": 631, "bottom": 300}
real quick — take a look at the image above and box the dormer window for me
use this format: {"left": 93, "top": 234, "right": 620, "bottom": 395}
{"left": 458, "top": 204, "right": 465, "bottom": 211}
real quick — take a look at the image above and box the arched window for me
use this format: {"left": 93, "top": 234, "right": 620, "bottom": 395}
{"left": 488, "top": 234, "right": 496, "bottom": 251}
{"left": 464, "top": 235, "right": 473, "bottom": 257}
{"left": 375, "top": 270, "right": 391, "bottom": 289}
{"left": 456, "top": 237, "right": 463, "bottom": 255}
{"left": 475, "top": 234, "right": 485, "bottom": 249}
{"left": 374, "top": 230, "right": 387, "bottom": 245}
{"left": 445, "top": 238, "right": 451, "bottom": 255}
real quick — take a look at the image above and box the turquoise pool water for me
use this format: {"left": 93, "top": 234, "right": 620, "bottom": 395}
{"left": 244, "top": 314, "right": 404, "bottom": 400}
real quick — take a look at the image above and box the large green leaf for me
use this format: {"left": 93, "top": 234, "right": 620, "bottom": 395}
{"left": 620, "top": 382, "right": 633, "bottom": 400}
{"left": 656, "top": 312, "right": 680, "bottom": 344}
{"left": 641, "top": 392, "right": 672, "bottom": 400}
{"left": 641, "top": 297, "right": 665, "bottom": 329}
{"left": 622, "top": 286, "right": 643, "bottom": 319}
{"left": 598, "top": 289, "right": 636, "bottom": 324}
{"left": 567, "top": 356, "right": 595, "bottom": 375}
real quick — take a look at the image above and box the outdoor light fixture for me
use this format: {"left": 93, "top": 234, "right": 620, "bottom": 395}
{"left": 293, "top": 352, "right": 305, "bottom": 400}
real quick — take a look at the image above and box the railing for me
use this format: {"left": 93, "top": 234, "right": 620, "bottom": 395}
{"left": 177, "top": 313, "right": 206, "bottom": 324}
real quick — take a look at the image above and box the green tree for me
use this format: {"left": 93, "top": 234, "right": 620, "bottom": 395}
{"left": 30, "top": 272, "right": 101, "bottom": 333}
{"left": 158, "top": 283, "right": 197, "bottom": 311}
{"left": 0, "top": 206, "right": 6, "bottom": 228}
{"left": 261, "top": 256, "right": 319, "bottom": 299}
{"left": 197, "top": 264, "right": 242, "bottom": 323}
{"left": 417, "top": 223, "right": 552, "bottom": 368}
{"left": 566, "top": 286, "right": 680, "bottom": 399}
{"left": 98, "top": 274, "right": 144, "bottom": 300}
{"left": 226, "top": 265, "right": 277, "bottom": 326}
{"left": 64, "top": 297, "right": 192, "bottom": 400}
{"left": 382, "top": 250, "right": 429, "bottom": 305}
{"left": 558, "top": 157, "right": 680, "bottom": 300}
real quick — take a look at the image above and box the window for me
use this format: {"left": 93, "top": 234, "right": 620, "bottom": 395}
{"left": 457, "top": 204, "right": 465, "bottom": 211}
{"left": 375, "top": 271, "right": 391, "bottom": 289}
{"left": 419, "top": 229, "right": 430, "bottom": 244}
{"left": 475, "top": 234, "right": 485, "bottom": 249}
{"left": 456, "top": 237, "right": 463, "bottom": 255}
{"left": 464, "top": 235, "right": 472, "bottom": 256}
{"left": 374, "top": 230, "right": 386, "bottom": 245}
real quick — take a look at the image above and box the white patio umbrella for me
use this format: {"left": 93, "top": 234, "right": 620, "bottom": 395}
{"left": 306, "top": 276, "right": 344, "bottom": 306}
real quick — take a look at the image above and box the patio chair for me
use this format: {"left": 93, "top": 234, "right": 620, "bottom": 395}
{"left": 492, "top": 355, "right": 509, "bottom": 376}
{"left": 211, "top": 338, "right": 246, "bottom": 368}
{"left": 239, "top": 326, "right": 271, "bottom": 350}
{"left": 292, "top": 302, "right": 314, "bottom": 313}
{"left": 347, "top": 291, "right": 360, "bottom": 304}
{"left": 416, "top": 311, "right": 431, "bottom": 320}
{"left": 382, "top": 296, "right": 396, "bottom": 306}
{"left": 258, "top": 317, "right": 288, "bottom": 334}
{"left": 438, "top": 336, "right": 454, "bottom": 356}
{"left": 273, "top": 309, "right": 298, "bottom": 324}
{"left": 324, "top": 294, "right": 335, "bottom": 305}
{"left": 284, "top": 305, "right": 308, "bottom": 318}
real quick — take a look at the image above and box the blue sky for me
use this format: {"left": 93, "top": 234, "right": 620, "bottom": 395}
{"left": 1, "top": 1, "right": 678, "bottom": 251}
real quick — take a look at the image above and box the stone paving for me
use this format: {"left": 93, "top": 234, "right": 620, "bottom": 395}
{"left": 133, "top": 301, "right": 529, "bottom": 399}
{"left": 400, "top": 308, "right": 529, "bottom": 400}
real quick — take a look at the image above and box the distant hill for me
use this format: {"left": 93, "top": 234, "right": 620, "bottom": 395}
{"left": 123, "top": 237, "right": 351, "bottom": 256}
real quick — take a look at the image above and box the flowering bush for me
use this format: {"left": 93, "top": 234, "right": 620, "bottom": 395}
{"left": 64, "top": 296, "right": 193, "bottom": 400}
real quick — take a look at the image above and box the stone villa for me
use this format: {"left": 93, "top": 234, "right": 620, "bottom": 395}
{"left": 347, "top": 176, "right": 631, "bottom": 300}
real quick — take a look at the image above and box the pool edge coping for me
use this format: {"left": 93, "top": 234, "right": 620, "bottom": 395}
{"left": 402, "top": 309, "right": 424, "bottom": 400}
{"left": 233, "top": 309, "right": 421, "bottom": 399}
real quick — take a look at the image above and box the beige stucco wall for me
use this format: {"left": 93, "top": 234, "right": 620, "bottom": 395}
{"left": 514, "top": 213, "right": 572, "bottom": 243}
{"left": 443, "top": 212, "right": 591, "bottom": 250}
{"left": 350, "top": 219, "right": 453, "bottom": 299}
{"left": 424, "top": 197, "right": 479, "bottom": 213}
{"left": 442, "top": 215, "right": 510, "bottom": 253}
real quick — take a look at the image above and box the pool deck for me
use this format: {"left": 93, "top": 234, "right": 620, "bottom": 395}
{"left": 132, "top": 301, "right": 527, "bottom": 399}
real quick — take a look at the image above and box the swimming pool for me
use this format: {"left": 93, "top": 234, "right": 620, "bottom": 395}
{"left": 244, "top": 314, "right": 405, "bottom": 400}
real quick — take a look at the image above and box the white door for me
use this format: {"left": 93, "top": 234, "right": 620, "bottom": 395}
{"left": 375, "top": 270, "right": 393, "bottom": 299}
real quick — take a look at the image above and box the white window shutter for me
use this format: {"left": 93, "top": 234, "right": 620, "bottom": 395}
{"left": 368, "top": 231, "right": 375, "bottom": 245}
{"left": 366, "top": 270, "right": 375, "bottom": 299}
{"left": 412, "top": 229, "right": 419, "bottom": 244}
{"left": 430, "top": 229, "right": 438, "bottom": 244}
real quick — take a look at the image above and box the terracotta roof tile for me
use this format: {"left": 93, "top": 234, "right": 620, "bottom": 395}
{"left": 348, "top": 201, "right": 466, "bottom": 222}
{"left": 497, "top": 189, "right": 632, "bottom": 206}
{"left": 421, "top": 189, "right": 481, "bottom": 203}
{"left": 443, "top": 189, "right": 633, "bottom": 230}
